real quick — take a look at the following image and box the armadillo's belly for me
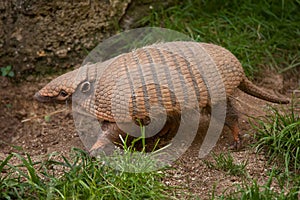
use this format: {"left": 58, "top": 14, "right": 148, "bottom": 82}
{"left": 92, "top": 41, "right": 244, "bottom": 123}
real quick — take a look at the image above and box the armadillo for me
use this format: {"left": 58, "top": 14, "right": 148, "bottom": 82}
{"left": 34, "top": 41, "right": 289, "bottom": 154}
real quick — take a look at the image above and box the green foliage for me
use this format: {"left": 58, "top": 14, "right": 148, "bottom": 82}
{"left": 5, "top": 104, "right": 12, "bottom": 109}
{"left": 0, "top": 124, "right": 173, "bottom": 199}
{"left": 98, "top": 124, "right": 168, "bottom": 173}
{"left": 251, "top": 104, "right": 300, "bottom": 173}
{"left": 44, "top": 115, "right": 51, "bottom": 122}
{"left": 140, "top": 0, "right": 300, "bottom": 78}
{"left": 0, "top": 148, "right": 175, "bottom": 200}
{"left": 214, "top": 170, "right": 300, "bottom": 199}
{"left": 204, "top": 152, "right": 248, "bottom": 177}
{"left": 1, "top": 65, "right": 15, "bottom": 77}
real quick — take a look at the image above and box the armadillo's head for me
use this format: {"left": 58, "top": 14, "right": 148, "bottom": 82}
{"left": 34, "top": 69, "right": 81, "bottom": 103}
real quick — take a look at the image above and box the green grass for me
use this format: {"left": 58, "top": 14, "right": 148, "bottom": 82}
{"left": 0, "top": 127, "right": 249, "bottom": 199}
{"left": 251, "top": 103, "right": 300, "bottom": 173}
{"left": 214, "top": 170, "right": 300, "bottom": 200}
{"left": 0, "top": 125, "right": 176, "bottom": 199}
{"left": 204, "top": 152, "right": 248, "bottom": 177}
{"left": 203, "top": 99, "right": 299, "bottom": 199}
{"left": 140, "top": 0, "right": 300, "bottom": 78}
{"left": 230, "top": 102, "right": 300, "bottom": 200}
{"left": 0, "top": 148, "right": 175, "bottom": 200}
{"left": 97, "top": 125, "right": 170, "bottom": 173}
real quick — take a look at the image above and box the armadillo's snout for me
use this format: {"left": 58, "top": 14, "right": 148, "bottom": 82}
{"left": 34, "top": 92, "right": 52, "bottom": 103}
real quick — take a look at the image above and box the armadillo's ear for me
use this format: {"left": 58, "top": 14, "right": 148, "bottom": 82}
{"left": 56, "top": 90, "right": 70, "bottom": 101}
{"left": 80, "top": 81, "right": 91, "bottom": 93}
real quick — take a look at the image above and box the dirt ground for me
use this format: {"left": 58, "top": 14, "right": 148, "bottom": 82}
{"left": 0, "top": 69, "right": 299, "bottom": 199}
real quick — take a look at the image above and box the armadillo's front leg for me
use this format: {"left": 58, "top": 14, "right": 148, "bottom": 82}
{"left": 89, "top": 113, "right": 181, "bottom": 156}
{"left": 89, "top": 121, "right": 125, "bottom": 156}
{"left": 225, "top": 99, "right": 242, "bottom": 149}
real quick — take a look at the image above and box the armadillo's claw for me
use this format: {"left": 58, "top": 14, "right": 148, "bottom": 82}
{"left": 230, "top": 136, "right": 243, "bottom": 150}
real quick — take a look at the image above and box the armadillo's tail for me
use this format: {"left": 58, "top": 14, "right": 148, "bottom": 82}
{"left": 238, "top": 78, "right": 290, "bottom": 104}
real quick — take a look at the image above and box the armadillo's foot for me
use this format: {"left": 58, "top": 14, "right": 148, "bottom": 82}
{"left": 89, "top": 121, "right": 123, "bottom": 157}
{"left": 89, "top": 137, "right": 116, "bottom": 157}
{"left": 230, "top": 134, "right": 243, "bottom": 150}
{"left": 226, "top": 120, "right": 243, "bottom": 150}
{"left": 225, "top": 99, "right": 243, "bottom": 150}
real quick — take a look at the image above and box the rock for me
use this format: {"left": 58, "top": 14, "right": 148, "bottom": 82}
{"left": 0, "top": 0, "right": 131, "bottom": 76}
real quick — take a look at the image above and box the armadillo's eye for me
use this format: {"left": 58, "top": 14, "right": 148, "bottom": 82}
{"left": 80, "top": 81, "right": 91, "bottom": 93}
{"left": 59, "top": 90, "right": 68, "bottom": 97}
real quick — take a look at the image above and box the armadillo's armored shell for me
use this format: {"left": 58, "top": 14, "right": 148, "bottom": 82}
{"left": 149, "top": 42, "right": 244, "bottom": 97}
{"left": 80, "top": 41, "right": 244, "bottom": 123}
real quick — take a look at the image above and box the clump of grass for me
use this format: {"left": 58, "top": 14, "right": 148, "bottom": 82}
{"left": 98, "top": 123, "right": 170, "bottom": 173}
{"left": 251, "top": 104, "right": 300, "bottom": 173}
{"left": 204, "top": 152, "right": 248, "bottom": 177}
{"left": 213, "top": 168, "right": 300, "bottom": 200}
{"left": 140, "top": 0, "right": 300, "bottom": 78}
{"left": 211, "top": 173, "right": 299, "bottom": 200}
{"left": 0, "top": 120, "right": 176, "bottom": 199}
{"left": 0, "top": 148, "right": 175, "bottom": 199}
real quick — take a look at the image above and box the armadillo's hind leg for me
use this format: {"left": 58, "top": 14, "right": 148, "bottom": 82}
{"left": 225, "top": 99, "right": 242, "bottom": 150}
